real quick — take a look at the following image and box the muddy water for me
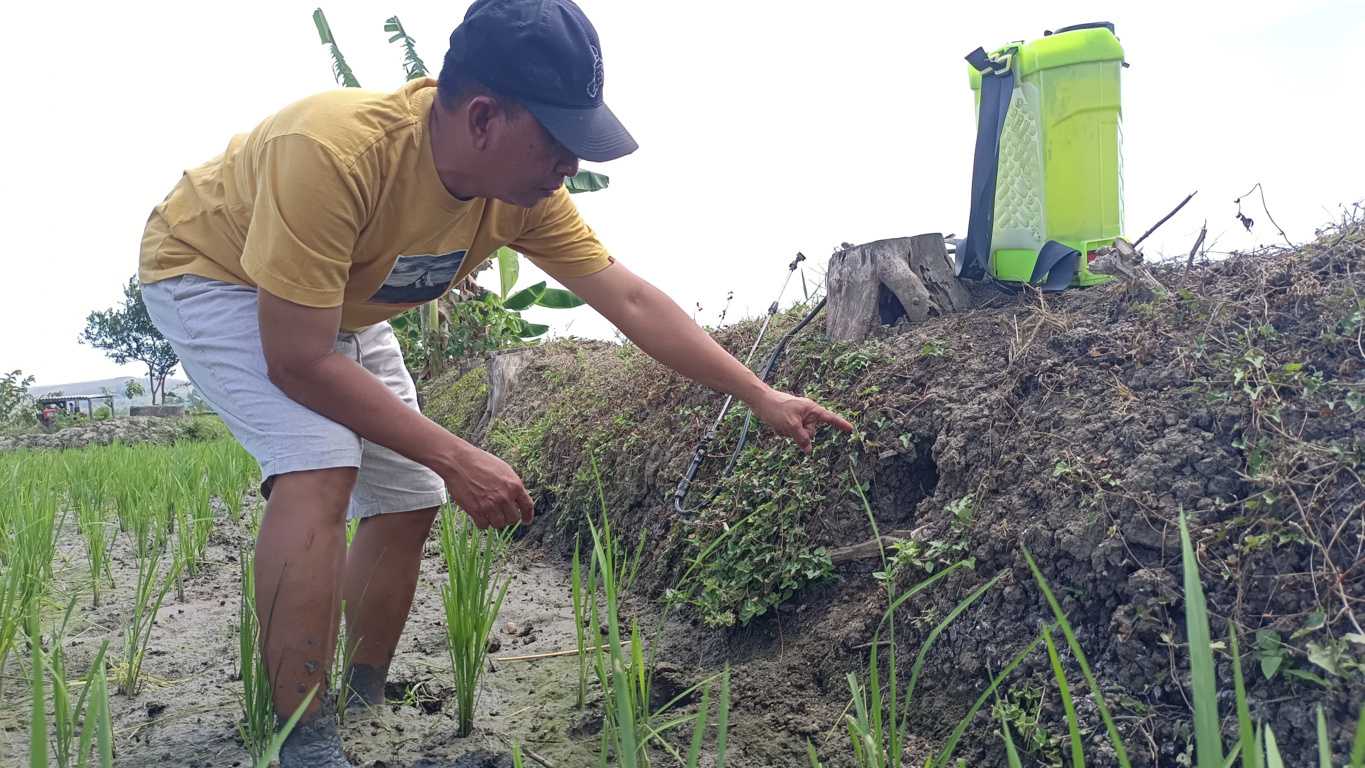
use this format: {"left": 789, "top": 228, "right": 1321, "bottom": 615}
{"left": 0, "top": 510, "right": 608, "bottom": 767}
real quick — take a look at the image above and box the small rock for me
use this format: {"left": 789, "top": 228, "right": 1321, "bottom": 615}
{"left": 502, "top": 620, "right": 533, "bottom": 637}
{"left": 486, "top": 635, "right": 502, "bottom": 653}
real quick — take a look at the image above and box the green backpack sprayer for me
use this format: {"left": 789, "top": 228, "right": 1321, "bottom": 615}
{"left": 675, "top": 22, "right": 1131, "bottom": 514}
{"left": 955, "top": 21, "right": 1128, "bottom": 289}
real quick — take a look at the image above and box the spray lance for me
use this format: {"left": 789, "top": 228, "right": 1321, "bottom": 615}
{"left": 673, "top": 252, "right": 830, "bottom": 517}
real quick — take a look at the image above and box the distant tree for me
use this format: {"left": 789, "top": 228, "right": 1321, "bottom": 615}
{"left": 123, "top": 379, "right": 145, "bottom": 400}
{"left": 80, "top": 277, "right": 179, "bottom": 404}
{"left": 0, "top": 369, "right": 35, "bottom": 425}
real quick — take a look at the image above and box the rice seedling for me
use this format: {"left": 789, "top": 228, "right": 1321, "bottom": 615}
{"left": 117, "top": 538, "right": 180, "bottom": 696}
{"left": 253, "top": 686, "right": 318, "bottom": 768}
{"left": 571, "top": 535, "right": 598, "bottom": 709}
{"left": 45, "top": 599, "right": 115, "bottom": 768}
{"left": 30, "top": 604, "right": 47, "bottom": 768}
{"left": 584, "top": 510, "right": 733, "bottom": 767}
{"left": 331, "top": 600, "right": 360, "bottom": 724}
{"left": 0, "top": 464, "right": 62, "bottom": 693}
{"left": 438, "top": 504, "right": 513, "bottom": 737}
{"left": 83, "top": 648, "right": 116, "bottom": 768}
{"left": 63, "top": 454, "right": 115, "bottom": 608}
{"left": 236, "top": 547, "right": 275, "bottom": 761}
{"left": 173, "top": 477, "right": 214, "bottom": 578}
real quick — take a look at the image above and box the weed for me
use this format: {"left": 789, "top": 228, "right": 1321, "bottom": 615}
{"left": 919, "top": 340, "right": 950, "bottom": 358}
{"left": 1011, "top": 512, "right": 1365, "bottom": 767}
{"left": 836, "top": 476, "right": 1002, "bottom": 768}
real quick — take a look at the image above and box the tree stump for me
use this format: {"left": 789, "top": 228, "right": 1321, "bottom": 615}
{"left": 824, "top": 234, "right": 974, "bottom": 342}
{"left": 473, "top": 349, "right": 534, "bottom": 442}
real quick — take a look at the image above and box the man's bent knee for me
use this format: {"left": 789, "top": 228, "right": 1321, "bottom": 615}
{"left": 264, "top": 467, "right": 359, "bottom": 525}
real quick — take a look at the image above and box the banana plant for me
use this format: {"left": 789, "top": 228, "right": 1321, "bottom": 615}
{"left": 312, "top": 9, "right": 360, "bottom": 87}
{"left": 384, "top": 16, "right": 429, "bottom": 81}
{"left": 493, "top": 247, "right": 588, "bottom": 340}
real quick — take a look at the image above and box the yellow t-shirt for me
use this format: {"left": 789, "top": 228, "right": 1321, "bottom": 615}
{"left": 139, "top": 78, "right": 612, "bottom": 331}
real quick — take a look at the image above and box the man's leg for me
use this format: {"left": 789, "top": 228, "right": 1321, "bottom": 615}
{"left": 255, "top": 467, "right": 356, "bottom": 717}
{"left": 339, "top": 320, "right": 449, "bottom": 708}
{"left": 255, "top": 468, "right": 357, "bottom": 767}
{"left": 341, "top": 505, "right": 440, "bottom": 708}
{"left": 140, "top": 276, "right": 364, "bottom": 766}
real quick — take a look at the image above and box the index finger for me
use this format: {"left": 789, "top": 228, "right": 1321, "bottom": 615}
{"left": 515, "top": 485, "right": 535, "bottom": 525}
{"left": 815, "top": 406, "right": 855, "bottom": 433}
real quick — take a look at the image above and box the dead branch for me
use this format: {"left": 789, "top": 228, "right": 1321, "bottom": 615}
{"left": 1135, "top": 190, "right": 1198, "bottom": 248}
{"left": 1185, "top": 220, "right": 1208, "bottom": 275}
{"left": 830, "top": 527, "right": 927, "bottom": 565}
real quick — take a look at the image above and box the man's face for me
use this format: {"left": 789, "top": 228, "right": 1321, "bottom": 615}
{"left": 485, "top": 108, "right": 580, "bottom": 208}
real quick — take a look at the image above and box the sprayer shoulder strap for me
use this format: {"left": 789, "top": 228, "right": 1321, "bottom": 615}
{"left": 957, "top": 48, "right": 1079, "bottom": 292}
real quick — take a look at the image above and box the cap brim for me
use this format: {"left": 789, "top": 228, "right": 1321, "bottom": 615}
{"left": 523, "top": 99, "right": 638, "bottom": 163}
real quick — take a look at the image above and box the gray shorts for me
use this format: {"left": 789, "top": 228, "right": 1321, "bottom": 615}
{"left": 141, "top": 274, "right": 448, "bottom": 519}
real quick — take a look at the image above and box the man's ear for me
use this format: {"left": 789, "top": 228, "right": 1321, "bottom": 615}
{"left": 465, "top": 95, "right": 500, "bottom": 152}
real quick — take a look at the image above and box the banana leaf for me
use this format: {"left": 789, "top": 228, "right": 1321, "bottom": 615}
{"left": 497, "top": 247, "right": 519, "bottom": 299}
{"left": 517, "top": 320, "right": 550, "bottom": 339}
{"left": 565, "top": 170, "right": 609, "bottom": 193}
{"left": 504, "top": 282, "right": 546, "bottom": 311}
{"left": 536, "top": 287, "right": 586, "bottom": 309}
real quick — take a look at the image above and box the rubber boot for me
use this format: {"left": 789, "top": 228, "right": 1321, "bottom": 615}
{"left": 279, "top": 695, "right": 354, "bottom": 768}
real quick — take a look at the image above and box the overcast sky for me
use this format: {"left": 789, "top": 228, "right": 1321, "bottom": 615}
{"left": 3, "top": 0, "right": 1361, "bottom": 387}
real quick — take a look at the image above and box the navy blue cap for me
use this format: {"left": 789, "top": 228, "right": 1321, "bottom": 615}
{"left": 446, "top": 0, "right": 637, "bottom": 162}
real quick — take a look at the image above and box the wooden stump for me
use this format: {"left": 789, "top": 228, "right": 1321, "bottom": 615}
{"left": 473, "top": 349, "right": 534, "bottom": 442}
{"left": 824, "top": 234, "right": 973, "bottom": 342}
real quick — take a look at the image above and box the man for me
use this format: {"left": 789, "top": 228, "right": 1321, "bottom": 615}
{"left": 139, "top": 0, "right": 851, "bottom": 764}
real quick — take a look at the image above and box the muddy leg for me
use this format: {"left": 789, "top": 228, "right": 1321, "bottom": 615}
{"left": 341, "top": 506, "right": 440, "bottom": 708}
{"left": 255, "top": 467, "right": 355, "bottom": 767}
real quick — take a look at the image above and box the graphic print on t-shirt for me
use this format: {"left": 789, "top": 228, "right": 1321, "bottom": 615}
{"left": 369, "top": 250, "right": 467, "bottom": 304}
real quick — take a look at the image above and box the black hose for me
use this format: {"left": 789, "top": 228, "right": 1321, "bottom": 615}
{"left": 673, "top": 297, "right": 828, "bottom": 517}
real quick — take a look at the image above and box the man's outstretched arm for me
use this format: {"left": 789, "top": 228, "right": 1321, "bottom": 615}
{"left": 560, "top": 262, "right": 854, "bottom": 452}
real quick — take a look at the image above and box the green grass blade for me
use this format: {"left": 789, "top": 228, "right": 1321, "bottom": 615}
{"left": 1043, "top": 625, "right": 1085, "bottom": 768}
{"left": 868, "top": 636, "right": 885, "bottom": 764}
{"left": 1180, "top": 513, "right": 1224, "bottom": 768}
{"left": 1317, "top": 706, "right": 1332, "bottom": 768}
{"left": 30, "top": 607, "right": 47, "bottom": 768}
{"left": 1229, "top": 625, "right": 1258, "bottom": 768}
{"left": 1023, "top": 547, "right": 1132, "bottom": 768}
{"left": 715, "top": 669, "right": 731, "bottom": 768}
{"left": 1264, "top": 726, "right": 1283, "bottom": 768}
{"left": 806, "top": 740, "right": 824, "bottom": 768}
{"left": 76, "top": 641, "right": 111, "bottom": 768}
{"left": 1352, "top": 705, "right": 1365, "bottom": 768}
{"left": 880, "top": 561, "right": 970, "bottom": 631}
{"left": 686, "top": 679, "right": 713, "bottom": 766}
{"left": 91, "top": 652, "right": 113, "bottom": 768}
{"left": 999, "top": 697, "right": 1024, "bottom": 768}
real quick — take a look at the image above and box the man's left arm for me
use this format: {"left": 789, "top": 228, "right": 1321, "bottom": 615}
{"left": 560, "top": 261, "right": 853, "bottom": 452}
